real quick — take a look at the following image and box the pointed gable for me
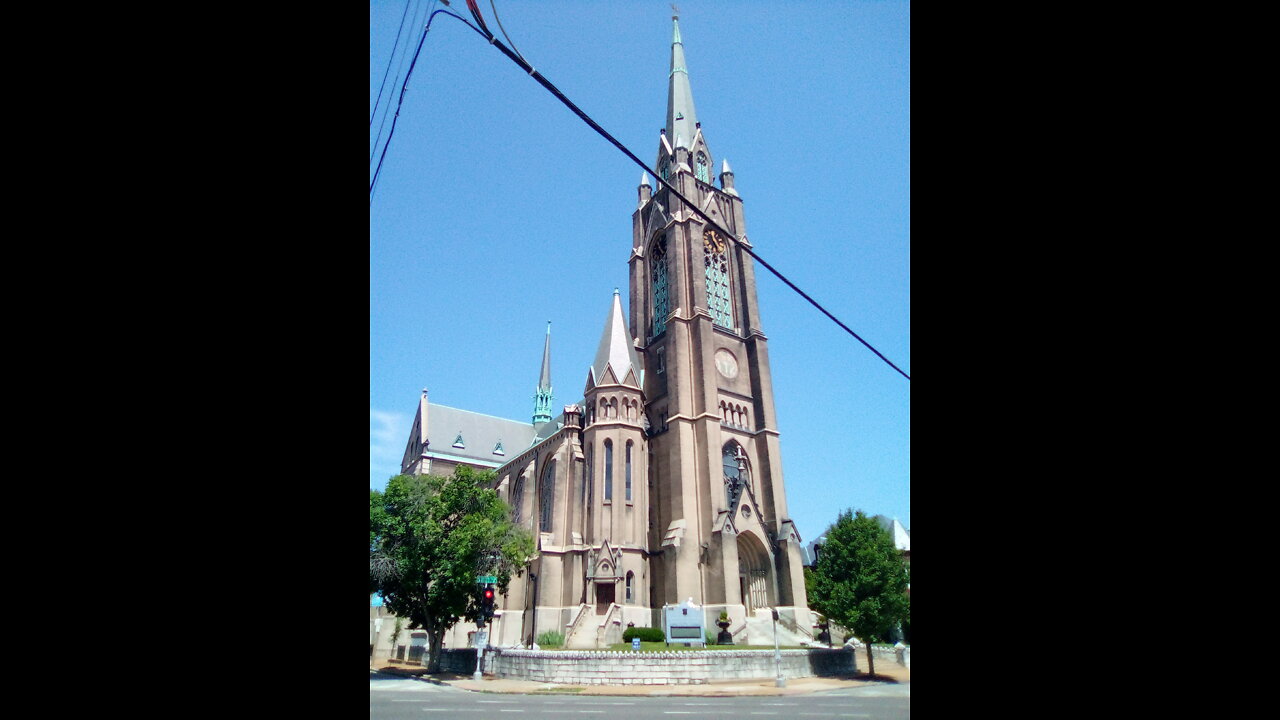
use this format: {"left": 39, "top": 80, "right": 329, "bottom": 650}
{"left": 646, "top": 199, "right": 671, "bottom": 238}
{"left": 589, "top": 289, "right": 644, "bottom": 388}
{"left": 875, "top": 515, "right": 911, "bottom": 552}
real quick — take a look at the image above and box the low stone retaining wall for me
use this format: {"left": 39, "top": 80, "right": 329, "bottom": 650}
{"left": 484, "top": 647, "right": 858, "bottom": 685}
{"left": 439, "top": 648, "right": 478, "bottom": 674}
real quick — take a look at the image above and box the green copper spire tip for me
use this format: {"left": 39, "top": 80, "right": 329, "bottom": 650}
{"left": 673, "top": 15, "right": 682, "bottom": 44}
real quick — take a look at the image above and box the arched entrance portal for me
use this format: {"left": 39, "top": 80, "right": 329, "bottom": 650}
{"left": 736, "top": 532, "right": 771, "bottom": 614}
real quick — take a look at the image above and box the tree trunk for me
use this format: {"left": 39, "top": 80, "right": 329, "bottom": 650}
{"left": 427, "top": 627, "right": 446, "bottom": 673}
{"left": 866, "top": 643, "right": 875, "bottom": 677}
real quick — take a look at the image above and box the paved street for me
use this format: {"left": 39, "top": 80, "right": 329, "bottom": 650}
{"left": 370, "top": 671, "right": 909, "bottom": 720}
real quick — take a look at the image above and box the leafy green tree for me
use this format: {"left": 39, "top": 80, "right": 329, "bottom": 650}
{"left": 369, "top": 466, "right": 535, "bottom": 672}
{"left": 809, "top": 509, "right": 910, "bottom": 677}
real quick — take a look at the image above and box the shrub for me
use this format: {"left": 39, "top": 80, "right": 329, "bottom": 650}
{"left": 621, "top": 626, "right": 665, "bottom": 643}
{"left": 705, "top": 630, "right": 717, "bottom": 645}
{"left": 536, "top": 630, "right": 565, "bottom": 648}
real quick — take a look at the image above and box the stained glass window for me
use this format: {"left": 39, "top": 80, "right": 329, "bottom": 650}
{"left": 651, "top": 234, "right": 670, "bottom": 337}
{"left": 722, "top": 442, "right": 751, "bottom": 507}
{"left": 539, "top": 460, "right": 556, "bottom": 531}
{"left": 705, "top": 237, "right": 734, "bottom": 329}
{"left": 584, "top": 445, "right": 592, "bottom": 505}
{"left": 659, "top": 159, "right": 671, "bottom": 182}
{"left": 625, "top": 441, "right": 633, "bottom": 501}
{"left": 604, "top": 440, "right": 613, "bottom": 501}
{"left": 511, "top": 473, "right": 525, "bottom": 524}
{"left": 695, "top": 152, "right": 709, "bottom": 183}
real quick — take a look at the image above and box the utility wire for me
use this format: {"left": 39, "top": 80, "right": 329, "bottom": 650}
{"left": 369, "top": 5, "right": 484, "bottom": 203}
{"left": 370, "top": 0, "right": 414, "bottom": 128}
{"left": 460, "top": 7, "right": 910, "bottom": 381}
{"left": 488, "top": 0, "right": 527, "bottom": 63}
{"left": 371, "top": 0, "right": 433, "bottom": 167}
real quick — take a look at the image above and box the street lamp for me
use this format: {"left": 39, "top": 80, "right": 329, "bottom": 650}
{"left": 771, "top": 607, "right": 785, "bottom": 688}
{"left": 528, "top": 570, "right": 539, "bottom": 648}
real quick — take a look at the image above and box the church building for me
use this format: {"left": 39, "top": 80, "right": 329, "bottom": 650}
{"left": 401, "top": 14, "right": 812, "bottom": 649}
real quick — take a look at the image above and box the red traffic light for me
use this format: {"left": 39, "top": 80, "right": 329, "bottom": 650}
{"left": 483, "top": 588, "right": 495, "bottom": 600}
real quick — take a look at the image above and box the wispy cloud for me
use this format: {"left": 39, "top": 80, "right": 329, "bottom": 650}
{"left": 370, "top": 408, "right": 409, "bottom": 486}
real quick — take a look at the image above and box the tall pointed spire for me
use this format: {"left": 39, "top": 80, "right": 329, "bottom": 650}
{"left": 666, "top": 13, "right": 698, "bottom": 150}
{"left": 533, "top": 321, "right": 553, "bottom": 425}
{"left": 590, "top": 289, "right": 644, "bottom": 388}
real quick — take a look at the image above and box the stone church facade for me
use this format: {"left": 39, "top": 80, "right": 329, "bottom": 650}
{"left": 401, "top": 15, "right": 812, "bottom": 650}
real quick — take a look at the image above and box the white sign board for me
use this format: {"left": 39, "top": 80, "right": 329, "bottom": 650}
{"left": 662, "top": 601, "right": 706, "bottom": 647}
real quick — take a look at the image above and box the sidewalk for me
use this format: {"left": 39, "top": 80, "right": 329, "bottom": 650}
{"left": 372, "top": 652, "right": 908, "bottom": 696}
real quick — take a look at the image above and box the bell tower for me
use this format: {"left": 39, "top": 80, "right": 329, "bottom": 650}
{"left": 629, "top": 13, "right": 809, "bottom": 628}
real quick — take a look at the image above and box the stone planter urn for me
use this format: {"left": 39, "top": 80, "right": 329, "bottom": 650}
{"left": 716, "top": 620, "right": 734, "bottom": 645}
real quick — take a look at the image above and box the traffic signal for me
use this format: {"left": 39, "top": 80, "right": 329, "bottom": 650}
{"left": 479, "top": 584, "right": 496, "bottom": 624}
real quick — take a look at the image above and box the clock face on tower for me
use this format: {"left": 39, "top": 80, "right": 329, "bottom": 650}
{"left": 703, "top": 228, "right": 727, "bottom": 255}
{"left": 714, "top": 349, "right": 739, "bottom": 378}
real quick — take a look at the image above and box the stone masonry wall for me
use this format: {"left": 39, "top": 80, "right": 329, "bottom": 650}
{"left": 485, "top": 648, "right": 858, "bottom": 685}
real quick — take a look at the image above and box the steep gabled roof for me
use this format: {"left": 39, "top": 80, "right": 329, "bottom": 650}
{"left": 422, "top": 403, "right": 537, "bottom": 467}
{"left": 874, "top": 515, "right": 911, "bottom": 552}
{"left": 588, "top": 289, "right": 643, "bottom": 389}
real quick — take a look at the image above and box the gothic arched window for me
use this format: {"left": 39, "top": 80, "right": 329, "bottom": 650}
{"left": 722, "top": 442, "right": 751, "bottom": 507}
{"left": 604, "top": 440, "right": 614, "bottom": 501}
{"left": 625, "top": 440, "right": 633, "bottom": 502}
{"left": 659, "top": 158, "right": 671, "bottom": 182}
{"left": 704, "top": 234, "right": 734, "bottom": 329}
{"left": 651, "top": 234, "right": 670, "bottom": 337}
{"left": 695, "top": 152, "right": 709, "bottom": 183}
{"left": 584, "top": 444, "right": 593, "bottom": 505}
{"left": 539, "top": 460, "right": 556, "bottom": 532}
{"left": 511, "top": 471, "right": 526, "bottom": 525}
{"left": 625, "top": 571, "right": 635, "bottom": 603}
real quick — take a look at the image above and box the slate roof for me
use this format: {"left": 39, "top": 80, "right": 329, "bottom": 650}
{"left": 874, "top": 515, "right": 911, "bottom": 553}
{"left": 802, "top": 515, "right": 911, "bottom": 566}
{"left": 589, "top": 290, "right": 644, "bottom": 387}
{"left": 427, "top": 404, "right": 537, "bottom": 466}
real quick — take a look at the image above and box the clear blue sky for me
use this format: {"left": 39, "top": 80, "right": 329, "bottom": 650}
{"left": 369, "top": 1, "right": 910, "bottom": 541}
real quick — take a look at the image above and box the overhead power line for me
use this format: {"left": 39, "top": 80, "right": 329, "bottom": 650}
{"left": 370, "top": 0, "right": 415, "bottom": 129}
{"left": 369, "top": 2, "right": 471, "bottom": 203}
{"left": 454, "top": 5, "right": 910, "bottom": 381}
{"left": 371, "top": 0, "right": 432, "bottom": 167}
{"left": 371, "top": 3, "right": 909, "bottom": 381}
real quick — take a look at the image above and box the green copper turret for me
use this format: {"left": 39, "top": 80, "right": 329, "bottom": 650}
{"left": 532, "top": 321, "right": 553, "bottom": 425}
